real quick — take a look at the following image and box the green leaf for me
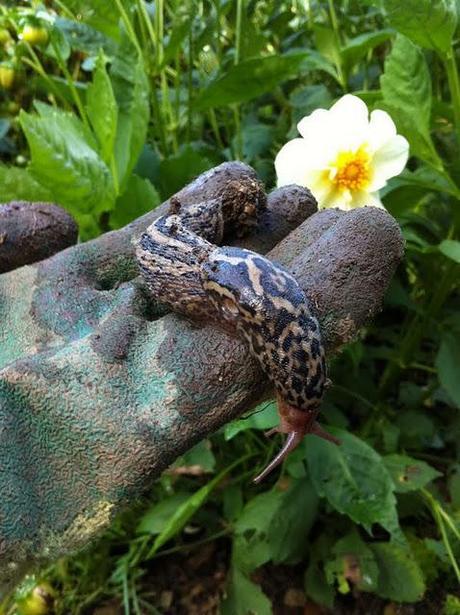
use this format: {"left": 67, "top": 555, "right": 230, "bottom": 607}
{"left": 136, "top": 493, "right": 191, "bottom": 535}
{"left": 341, "top": 29, "right": 395, "bottom": 70}
{"left": 233, "top": 478, "right": 318, "bottom": 570}
{"left": 383, "top": 0, "right": 457, "bottom": 55}
{"left": 173, "top": 439, "right": 216, "bottom": 473}
{"left": 147, "top": 458, "right": 244, "bottom": 557}
{"left": 111, "top": 35, "right": 150, "bottom": 192}
{"left": 56, "top": 0, "right": 128, "bottom": 40}
{"left": 383, "top": 454, "right": 441, "bottom": 493}
{"left": 19, "top": 107, "right": 115, "bottom": 217}
{"left": 235, "top": 489, "right": 283, "bottom": 539}
{"left": 436, "top": 334, "right": 460, "bottom": 408}
{"left": 162, "top": 12, "right": 193, "bottom": 67}
{"left": 0, "top": 165, "right": 52, "bottom": 202}
{"left": 86, "top": 52, "right": 118, "bottom": 166}
{"left": 324, "top": 531, "right": 379, "bottom": 594}
{"left": 194, "top": 51, "right": 336, "bottom": 110}
{"left": 223, "top": 485, "right": 244, "bottom": 522}
{"left": 314, "top": 24, "right": 342, "bottom": 73}
{"left": 381, "top": 35, "right": 442, "bottom": 168}
{"left": 305, "top": 429, "right": 401, "bottom": 540}
{"left": 371, "top": 542, "right": 426, "bottom": 602}
{"left": 54, "top": 17, "right": 118, "bottom": 56}
{"left": 158, "top": 146, "right": 212, "bottom": 199}
{"left": 304, "top": 560, "right": 335, "bottom": 608}
{"left": 235, "top": 123, "right": 274, "bottom": 163}
{"left": 303, "top": 534, "right": 337, "bottom": 607}
{"left": 224, "top": 400, "right": 279, "bottom": 440}
{"left": 44, "top": 25, "right": 71, "bottom": 61}
{"left": 444, "top": 594, "right": 460, "bottom": 615}
{"left": 110, "top": 174, "right": 160, "bottom": 229}
{"left": 221, "top": 567, "right": 271, "bottom": 615}
{"left": 268, "top": 477, "right": 318, "bottom": 564}
{"left": 389, "top": 167, "right": 460, "bottom": 199}
{"left": 439, "top": 239, "right": 460, "bottom": 264}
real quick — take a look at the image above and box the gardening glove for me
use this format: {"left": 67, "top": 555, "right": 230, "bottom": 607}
{"left": 0, "top": 162, "right": 404, "bottom": 594}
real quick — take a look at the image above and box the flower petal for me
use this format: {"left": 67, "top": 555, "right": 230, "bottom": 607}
{"left": 368, "top": 134, "right": 409, "bottom": 191}
{"left": 367, "top": 109, "right": 397, "bottom": 152}
{"left": 349, "top": 190, "right": 384, "bottom": 209}
{"left": 275, "top": 138, "right": 313, "bottom": 187}
{"left": 297, "top": 94, "right": 370, "bottom": 153}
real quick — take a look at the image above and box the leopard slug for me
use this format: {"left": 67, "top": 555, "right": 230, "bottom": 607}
{"left": 136, "top": 196, "right": 338, "bottom": 483}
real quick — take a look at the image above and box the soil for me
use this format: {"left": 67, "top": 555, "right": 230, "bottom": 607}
{"left": 89, "top": 537, "right": 450, "bottom": 615}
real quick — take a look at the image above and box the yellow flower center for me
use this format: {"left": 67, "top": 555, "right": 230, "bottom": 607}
{"left": 332, "top": 148, "right": 371, "bottom": 191}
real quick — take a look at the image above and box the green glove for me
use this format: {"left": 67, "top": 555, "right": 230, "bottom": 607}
{"left": 0, "top": 162, "right": 403, "bottom": 594}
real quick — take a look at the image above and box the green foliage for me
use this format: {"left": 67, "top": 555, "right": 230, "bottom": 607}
{"left": 383, "top": 0, "right": 457, "bottom": 54}
{"left": 305, "top": 429, "right": 401, "bottom": 539}
{"left": 383, "top": 454, "right": 442, "bottom": 492}
{"left": 1, "top": 0, "right": 460, "bottom": 612}
{"left": 381, "top": 34, "right": 442, "bottom": 168}
{"left": 194, "top": 52, "right": 333, "bottom": 110}
{"left": 371, "top": 542, "right": 426, "bottom": 602}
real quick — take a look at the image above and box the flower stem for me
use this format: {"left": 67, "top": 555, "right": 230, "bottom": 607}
{"left": 233, "top": 0, "right": 244, "bottom": 158}
{"left": 443, "top": 46, "right": 460, "bottom": 148}
{"left": 422, "top": 489, "right": 460, "bottom": 584}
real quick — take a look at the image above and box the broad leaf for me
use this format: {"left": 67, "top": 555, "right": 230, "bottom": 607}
{"left": 158, "top": 146, "right": 212, "bottom": 198}
{"left": 56, "top": 0, "right": 129, "bottom": 40}
{"left": 436, "top": 333, "right": 460, "bottom": 408}
{"left": 111, "top": 35, "right": 150, "bottom": 192}
{"left": 439, "top": 239, "right": 460, "bottom": 264}
{"left": 19, "top": 107, "right": 115, "bottom": 218}
{"left": 305, "top": 429, "right": 401, "bottom": 540}
{"left": 221, "top": 567, "right": 271, "bottom": 615}
{"left": 304, "top": 535, "right": 336, "bottom": 609}
{"left": 194, "top": 51, "right": 336, "bottom": 110}
{"left": 110, "top": 174, "right": 160, "bottom": 229}
{"left": 325, "top": 530, "right": 379, "bottom": 593}
{"left": 224, "top": 400, "right": 279, "bottom": 440}
{"left": 54, "top": 17, "right": 118, "bottom": 56}
{"left": 341, "top": 29, "right": 394, "bottom": 70}
{"left": 136, "top": 493, "right": 191, "bottom": 535}
{"left": 172, "top": 439, "right": 216, "bottom": 473}
{"left": 389, "top": 167, "right": 460, "bottom": 199}
{"left": 381, "top": 35, "right": 442, "bottom": 169}
{"left": 234, "top": 477, "right": 318, "bottom": 568}
{"left": 268, "top": 477, "right": 318, "bottom": 564}
{"left": 383, "top": 0, "right": 457, "bottom": 55}
{"left": 86, "top": 52, "right": 118, "bottom": 166}
{"left": 383, "top": 454, "right": 441, "bottom": 493}
{"left": 146, "top": 459, "right": 244, "bottom": 557}
{"left": 371, "top": 542, "right": 426, "bottom": 602}
{"left": 0, "top": 165, "right": 52, "bottom": 202}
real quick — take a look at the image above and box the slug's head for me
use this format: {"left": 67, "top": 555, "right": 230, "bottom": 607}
{"left": 201, "top": 247, "right": 266, "bottom": 325}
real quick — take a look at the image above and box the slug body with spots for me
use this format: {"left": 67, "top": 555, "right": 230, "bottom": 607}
{"left": 136, "top": 196, "right": 338, "bottom": 482}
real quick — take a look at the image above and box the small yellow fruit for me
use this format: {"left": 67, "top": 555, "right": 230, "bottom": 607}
{"left": 16, "top": 582, "right": 55, "bottom": 615}
{"left": 0, "top": 28, "right": 12, "bottom": 45}
{"left": 21, "top": 25, "right": 49, "bottom": 46}
{"left": 0, "top": 65, "right": 14, "bottom": 89}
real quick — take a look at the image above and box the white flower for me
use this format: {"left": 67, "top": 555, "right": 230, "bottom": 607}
{"left": 275, "top": 94, "right": 409, "bottom": 210}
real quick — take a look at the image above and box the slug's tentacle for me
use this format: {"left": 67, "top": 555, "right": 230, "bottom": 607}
{"left": 253, "top": 430, "right": 305, "bottom": 484}
{"left": 136, "top": 194, "right": 338, "bottom": 483}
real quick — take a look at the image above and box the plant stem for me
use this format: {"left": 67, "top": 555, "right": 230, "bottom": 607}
{"left": 327, "top": 0, "right": 341, "bottom": 44}
{"left": 232, "top": 0, "right": 244, "bottom": 158}
{"left": 443, "top": 46, "right": 460, "bottom": 148}
{"left": 422, "top": 489, "right": 460, "bottom": 583}
{"left": 50, "top": 40, "right": 91, "bottom": 132}
{"left": 235, "top": 0, "right": 243, "bottom": 65}
{"left": 114, "top": 0, "right": 142, "bottom": 56}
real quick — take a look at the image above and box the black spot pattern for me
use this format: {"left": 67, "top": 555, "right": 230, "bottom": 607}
{"left": 137, "top": 204, "right": 327, "bottom": 413}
